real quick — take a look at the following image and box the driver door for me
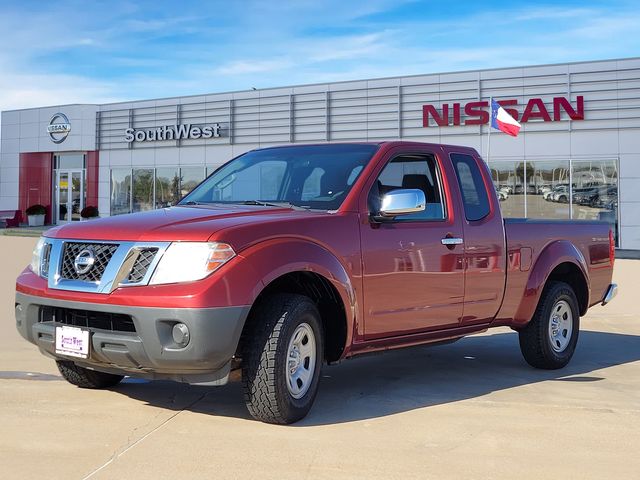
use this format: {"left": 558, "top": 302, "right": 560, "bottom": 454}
{"left": 360, "top": 149, "right": 465, "bottom": 339}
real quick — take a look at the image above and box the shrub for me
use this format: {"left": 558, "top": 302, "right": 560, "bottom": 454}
{"left": 81, "top": 206, "right": 99, "bottom": 218}
{"left": 26, "top": 204, "right": 46, "bottom": 216}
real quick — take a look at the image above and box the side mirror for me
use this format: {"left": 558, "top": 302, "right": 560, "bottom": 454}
{"left": 376, "top": 189, "right": 426, "bottom": 219}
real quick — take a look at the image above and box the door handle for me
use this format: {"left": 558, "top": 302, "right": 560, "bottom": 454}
{"left": 441, "top": 237, "right": 464, "bottom": 246}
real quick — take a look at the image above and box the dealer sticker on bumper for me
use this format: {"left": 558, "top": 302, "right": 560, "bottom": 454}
{"left": 55, "top": 326, "right": 90, "bottom": 359}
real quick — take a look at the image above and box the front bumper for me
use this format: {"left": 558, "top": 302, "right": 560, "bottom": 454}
{"left": 15, "top": 292, "right": 250, "bottom": 385}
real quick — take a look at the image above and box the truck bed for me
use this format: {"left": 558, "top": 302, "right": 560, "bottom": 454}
{"left": 495, "top": 218, "right": 614, "bottom": 327}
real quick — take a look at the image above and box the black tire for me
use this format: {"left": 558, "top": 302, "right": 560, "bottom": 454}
{"left": 56, "top": 361, "right": 124, "bottom": 389}
{"left": 241, "top": 294, "right": 324, "bottom": 424}
{"left": 518, "top": 281, "right": 580, "bottom": 369}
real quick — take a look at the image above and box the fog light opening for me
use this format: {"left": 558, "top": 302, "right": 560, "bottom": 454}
{"left": 172, "top": 323, "right": 190, "bottom": 347}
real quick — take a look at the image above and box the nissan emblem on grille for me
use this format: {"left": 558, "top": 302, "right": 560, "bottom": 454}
{"left": 74, "top": 249, "right": 96, "bottom": 275}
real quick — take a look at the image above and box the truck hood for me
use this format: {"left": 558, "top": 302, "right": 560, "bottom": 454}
{"left": 45, "top": 205, "right": 315, "bottom": 243}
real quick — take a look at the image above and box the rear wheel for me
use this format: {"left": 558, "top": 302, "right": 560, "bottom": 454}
{"left": 241, "top": 294, "right": 323, "bottom": 424}
{"left": 518, "top": 281, "right": 580, "bottom": 369}
{"left": 56, "top": 361, "right": 124, "bottom": 389}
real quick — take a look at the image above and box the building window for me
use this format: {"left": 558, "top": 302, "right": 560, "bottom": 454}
{"left": 525, "top": 160, "right": 571, "bottom": 220}
{"left": 155, "top": 167, "right": 180, "bottom": 208}
{"left": 54, "top": 153, "right": 85, "bottom": 170}
{"left": 110, "top": 169, "right": 132, "bottom": 216}
{"left": 110, "top": 166, "right": 207, "bottom": 216}
{"left": 133, "top": 169, "right": 154, "bottom": 212}
{"left": 179, "top": 167, "right": 205, "bottom": 197}
{"left": 571, "top": 159, "right": 618, "bottom": 245}
{"left": 490, "top": 161, "right": 526, "bottom": 217}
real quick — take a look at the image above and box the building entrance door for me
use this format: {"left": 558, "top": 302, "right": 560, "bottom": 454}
{"left": 55, "top": 170, "right": 84, "bottom": 223}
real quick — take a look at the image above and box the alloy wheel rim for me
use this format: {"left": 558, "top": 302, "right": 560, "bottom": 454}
{"left": 285, "top": 323, "right": 316, "bottom": 399}
{"left": 548, "top": 300, "right": 573, "bottom": 353}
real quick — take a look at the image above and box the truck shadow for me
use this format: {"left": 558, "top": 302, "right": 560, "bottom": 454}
{"left": 112, "top": 329, "right": 640, "bottom": 425}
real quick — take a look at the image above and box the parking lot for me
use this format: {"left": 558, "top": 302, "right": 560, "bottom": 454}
{"left": 1, "top": 235, "right": 638, "bottom": 480}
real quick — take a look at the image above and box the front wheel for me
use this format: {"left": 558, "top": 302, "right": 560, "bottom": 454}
{"left": 241, "top": 294, "right": 324, "bottom": 424}
{"left": 57, "top": 361, "right": 124, "bottom": 388}
{"left": 518, "top": 281, "right": 580, "bottom": 369}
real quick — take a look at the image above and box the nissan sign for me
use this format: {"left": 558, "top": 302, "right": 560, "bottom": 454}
{"left": 125, "top": 123, "right": 222, "bottom": 143}
{"left": 47, "top": 113, "right": 71, "bottom": 143}
{"left": 422, "top": 96, "right": 584, "bottom": 127}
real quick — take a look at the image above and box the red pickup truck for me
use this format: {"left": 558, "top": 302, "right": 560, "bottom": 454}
{"left": 16, "top": 142, "right": 617, "bottom": 424}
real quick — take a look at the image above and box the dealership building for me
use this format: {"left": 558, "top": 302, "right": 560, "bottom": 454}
{"left": 1, "top": 57, "right": 638, "bottom": 249}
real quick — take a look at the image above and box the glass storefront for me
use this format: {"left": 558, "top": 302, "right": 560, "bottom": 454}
{"left": 108, "top": 159, "right": 619, "bottom": 246}
{"left": 490, "top": 158, "right": 619, "bottom": 245}
{"left": 110, "top": 166, "right": 205, "bottom": 215}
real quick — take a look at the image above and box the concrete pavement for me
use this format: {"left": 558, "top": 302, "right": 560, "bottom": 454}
{"left": 1, "top": 235, "right": 638, "bottom": 479}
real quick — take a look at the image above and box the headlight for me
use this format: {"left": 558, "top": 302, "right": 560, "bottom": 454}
{"left": 149, "top": 242, "right": 235, "bottom": 285}
{"left": 30, "top": 237, "right": 46, "bottom": 276}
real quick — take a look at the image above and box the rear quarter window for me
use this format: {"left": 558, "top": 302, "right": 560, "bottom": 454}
{"left": 450, "top": 153, "right": 491, "bottom": 221}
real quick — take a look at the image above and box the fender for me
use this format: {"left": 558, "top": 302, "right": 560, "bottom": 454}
{"left": 511, "top": 240, "right": 589, "bottom": 327}
{"left": 237, "top": 238, "right": 358, "bottom": 357}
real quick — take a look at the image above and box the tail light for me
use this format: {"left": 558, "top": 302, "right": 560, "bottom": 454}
{"left": 609, "top": 229, "right": 615, "bottom": 266}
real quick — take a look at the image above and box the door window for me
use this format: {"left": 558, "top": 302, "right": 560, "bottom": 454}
{"left": 58, "top": 172, "right": 69, "bottom": 222}
{"left": 451, "top": 153, "right": 491, "bottom": 221}
{"left": 70, "top": 171, "right": 83, "bottom": 221}
{"left": 369, "top": 155, "right": 446, "bottom": 221}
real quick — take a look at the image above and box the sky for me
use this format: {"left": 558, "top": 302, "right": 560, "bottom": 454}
{"left": 0, "top": 0, "right": 639, "bottom": 113}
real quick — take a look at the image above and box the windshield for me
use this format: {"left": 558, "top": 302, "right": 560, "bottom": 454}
{"left": 180, "top": 144, "right": 379, "bottom": 210}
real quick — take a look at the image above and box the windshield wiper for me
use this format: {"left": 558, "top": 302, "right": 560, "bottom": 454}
{"left": 240, "top": 200, "right": 308, "bottom": 210}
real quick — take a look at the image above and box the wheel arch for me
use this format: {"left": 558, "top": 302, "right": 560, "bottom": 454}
{"left": 236, "top": 239, "right": 357, "bottom": 363}
{"left": 512, "top": 240, "right": 590, "bottom": 327}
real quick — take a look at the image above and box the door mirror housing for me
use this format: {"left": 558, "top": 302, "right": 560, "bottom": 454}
{"left": 375, "top": 189, "right": 426, "bottom": 220}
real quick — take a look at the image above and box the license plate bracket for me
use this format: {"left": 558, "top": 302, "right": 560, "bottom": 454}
{"left": 55, "top": 326, "right": 90, "bottom": 359}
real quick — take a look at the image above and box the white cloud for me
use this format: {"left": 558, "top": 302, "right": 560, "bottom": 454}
{"left": 308, "top": 32, "right": 394, "bottom": 62}
{"left": 215, "top": 58, "right": 294, "bottom": 75}
{"left": 513, "top": 7, "right": 596, "bottom": 21}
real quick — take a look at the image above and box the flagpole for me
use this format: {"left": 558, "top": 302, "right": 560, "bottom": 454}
{"left": 487, "top": 96, "right": 492, "bottom": 164}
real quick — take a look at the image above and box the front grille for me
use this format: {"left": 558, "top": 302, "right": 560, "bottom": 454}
{"left": 60, "top": 242, "right": 118, "bottom": 282}
{"left": 39, "top": 306, "right": 136, "bottom": 333}
{"left": 128, "top": 248, "right": 158, "bottom": 283}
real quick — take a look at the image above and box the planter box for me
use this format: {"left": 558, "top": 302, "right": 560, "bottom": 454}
{"left": 27, "top": 214, "right": 45, "bottom": 227}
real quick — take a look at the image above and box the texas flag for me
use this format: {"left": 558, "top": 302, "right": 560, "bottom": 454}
{"left": 491, "top": 99, "right": 521, "bottom": 137}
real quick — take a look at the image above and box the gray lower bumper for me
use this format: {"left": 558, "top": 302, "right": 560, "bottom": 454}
{"left": 15, "top": 292, "right": 250, "bottom": 385}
